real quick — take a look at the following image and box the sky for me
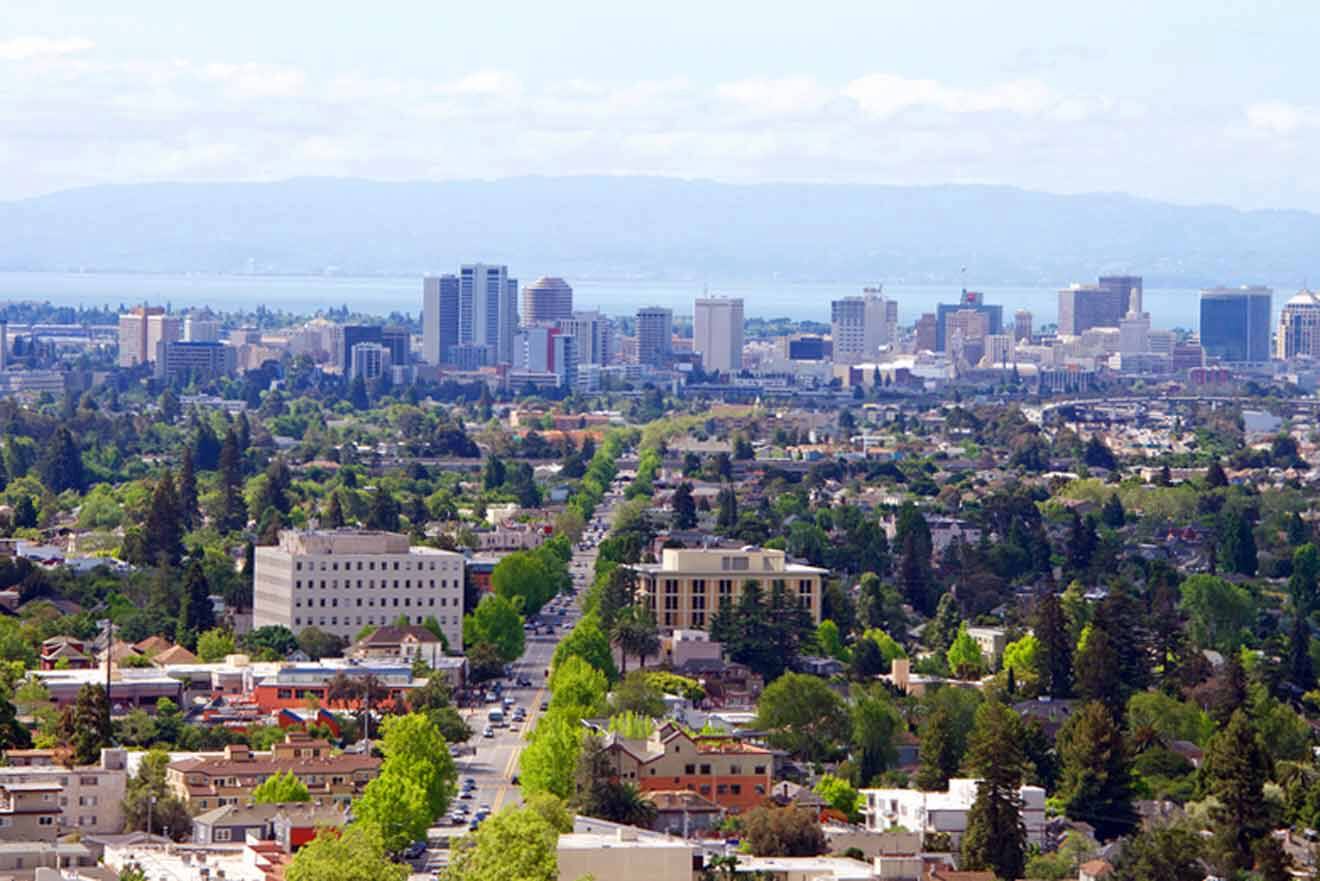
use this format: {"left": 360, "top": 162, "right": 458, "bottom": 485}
{"left": 2, "top": 0, "right": 1319, "bottom": 209}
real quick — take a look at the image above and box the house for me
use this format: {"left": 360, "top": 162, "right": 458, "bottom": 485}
{"left": 272, "top": 801, "right": 351, "bottom": 852}
{"left": 191, "top": 802, "right": 282, "bottom": 845}
{"left": 601, "top": 721, "right": 773, "bottom": 813}
{"left": 770, "top": 781, "right": 831, "bottom": 820}
{"left": 860, "top": 779, "right": 1047, "bottom": 849}
{"left": 40, "top": 636, "right": 92, "bottom": 670}
{"left": 646, "top": 789, "right": 725, "bottom": 837}
{"left": 349, "top": 624, "right": 449, "bottom": 669}
{"left": 671, "top": 658, "right": 763, "bottom": 707}
{"left": 165, "top": 733, "right": 380, "bottom": 811}
{"left": 151, "top": 644, "right": 200, "bottom": 666}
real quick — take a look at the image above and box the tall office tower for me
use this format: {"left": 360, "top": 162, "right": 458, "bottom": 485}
{"left": 1277, "top": 289, "right": 1320, "bottom": 359}
{"left": 914, "top": 314, "right": 938, "bottom": 352}
{"left": 1148, "top": 329, "right": 1175, "bottom": 356}
{"left": 336, "top": 325, "right": 383, "bottom": 370}
{"left": 521, "top": 277, "right": 573, "bottom": 325}
{"left": 146, "top": 314, "right": 181, "bottom": 366}
{"left": 460, "top": 264, "right": 518, "bottom": 365}
{"left": 1058, "top": 284, "right": 1123, "bottom": 336}
{"left": 118, "top": 306, "right": 160, "bottom": 367}
{"left": 380, "top": 326, "right": 410, "bottom": 366}
{"left": 693, "top": 297, "right": 745, "bottom": 373}
{"left": 935, "top": 291, "right": 1002, "bottom": 352}
{"left": 1014, "top": 310, "right": 1033, "bottom": 342}
{"left": 184, "top": 316, "right": 221, "bottom": 343}
{"left": 1200, "top": 286, "right": 1273, "bottom": 363}
{"left": 1099, "top": 275, "right": 1142, "bottom": 317}
{"left": 947, "top": 309, "right": 990, "bottom": 364}
{"left": 636, "top": 307, "right": 674, "bottom": 367}
{"left": 984, "top": 333, "right": 1015, "bottom": 365}
{"left": 830, "top": 289, "right": 893, "bottom": 364}
{"left": 558, "top": 311, "right": 613, "bottom": 365}
{"left": 1119, "top": 285, "right": 1150, "bottom": 355}
{"left": 422, "top": 274, "right": 459, "bottom": 364}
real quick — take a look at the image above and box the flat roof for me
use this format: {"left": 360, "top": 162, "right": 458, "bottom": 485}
{"left": 557, "top": 833, "right": 695, "bottom": 851}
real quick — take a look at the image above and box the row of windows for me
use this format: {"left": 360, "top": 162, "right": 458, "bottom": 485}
{"left": 682, "top": 763, "right": 767, "bottom": 776}
{"left": 686, "top": 782, "right": 766, "bottom": 797}
{"left": 296, "top": 596, "right": 453, "bottom": 609}
{"left": 295, "top": 559, "right": 455, "bottom": 573}
{"left": 293, "top": 614, "right": 447, "bottom": 629}
{"left": 655, "top": 579, "right": 817, "bottom": 595}
{"left": 295, "top": 579, "right": 456, "bottom": 590}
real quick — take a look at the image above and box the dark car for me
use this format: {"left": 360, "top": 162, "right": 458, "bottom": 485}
{"left": 403, "top": 840, "right": 428, "bottom": 860}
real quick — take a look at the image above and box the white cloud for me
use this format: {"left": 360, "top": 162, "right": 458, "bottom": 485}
{"left": 1246, "top": 101, "right": 1315, "bottom": 135}
{"left": 844, "top": 73, "right": 1052, "bottom": 118}
{"left": 0, "top": 36, "right": 94, "bottom": 62}
{"left": 205, "top": 63, "right": 306, "bottom": 99}
{"left": 717, "top": 77, "right": 831, "bottom": 117}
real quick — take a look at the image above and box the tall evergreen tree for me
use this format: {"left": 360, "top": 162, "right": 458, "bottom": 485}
{"left": 236, "top": 411, "right": 251, "bottom": 452}
{"left": 672, "top": 482, "right": 697, "bottom": 529}
{"left": 348, "top": 374, "right": 370, "bottom": 410}
{"left": 1202, "top": 710, "right": 1272, "bottom": 875}
{"left": 1148, "top": 581, "right": 1185, "bottom": 691}
{"left": 177, "top": 451, "right": 199, "bottom": 531}
{"left": 57, "top": 684, "right": 112, "bottom": 765}
{"left": 716, "top": 486, "right": 738, "bottom": 531}
{"left": 1075, "top": 622, "right": 1124, "bottom": 718}
{"left": 483, "top": 456, "right": 506, "bottom": 491}
{"left": 1218, "top": 509, "right": 1258, "bottom": 576}
{"left": 925, "top": 592, "right": 962, "bottom": 657}
{"left": 1033, "top": 589, "right": 1073, "bottom": 698}
{"left": 1289, "top": 543, "right": 1319, "bottom": 616}
{"left": 961, "top": 701, "right": 1027, "bottom": 881}
{"left": 176, "top": 561, "right": 215, "bottom": 649}
{"left": 1055, "top": 701, "right": 1137, "bottom": 840}
{"left": 257, "top": 459, "right": 293, "bottom": 516}
{"left": 915, "top": 704, "right": 959, "bottom": 791}
{"left": 39, "top": 427, "right": 85, "bottom": 493}
{"left": 1205, "top": 458, "right": 1228, "bottom": 488}
{"left": 324, "top": 491, "right": 345, "bottom": 529}
{"left": 217, "top": 428, "right": 247, "bottom": 532}
{"left": 143, "top": 472, "right": 184, "bottom": 567}
{"left": 1101, "top": 493, "right": 1125, "bottom": 528}
{"left": 367, "top": 486, "right": 401, "bottom": 532}
{"left": 1210, "top": 653, "right": 1248, "bottom": 726}
{"left": 1289, "top": 608, "right": 1316, "bottom": 691}
{"left": 1065, "top": 512, "right": 1097, "bottom": 575}
{"left": 192, "top": 419, "right": 221, "bottom": 470}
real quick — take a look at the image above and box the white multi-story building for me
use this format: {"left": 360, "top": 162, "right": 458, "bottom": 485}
{"left": 184, "top": 316, "right": 221, "bottom": 343}
{"left": 461, "top": 264, "right": 518, "bottom": 365}
{"left": 1278, "top": 288, "right": 1320, "bottom": 360}
{"left": 253, "top": 530, "right": 465, "bottom": 651}
{"left": 559, "top": 310, "right": 614, "bottom": 365}
{"left": 693, "top": 297, "right": 745, "bottom": 374}
{"left": 861, "top": 779, "right": 1046, "bottom": 848}
{"left": 831, "top": 289, "right": 896, "bottom": 364}
{"left": 349, "top": 342, "right": 390, "bottom": 381}
{"left": 0, "top": 748, "right": 128, "bottom": 835}
{"left": 1119, "top": 285, "right": 1151, "bottom": 355}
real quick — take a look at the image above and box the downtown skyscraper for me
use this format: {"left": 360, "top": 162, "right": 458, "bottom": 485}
{"left": 421, "top": 264, "right": 519, "bottom": 366}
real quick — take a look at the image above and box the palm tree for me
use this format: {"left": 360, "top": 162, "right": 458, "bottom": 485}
{"left": 611, "top": 605, "right": 661, "bottom": 675}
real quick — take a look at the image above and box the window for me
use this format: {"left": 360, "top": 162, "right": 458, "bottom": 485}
{"left": 79, "top": 776, "right": 97, "bottom": 787}
{"left": 39, "top": 816, "right": 54, "bottom": 826}
{"left": 699, "top": 764, "right": 711, "bottom": 775}
{"left": 684, "top": 764, "right": 695, "bottom": 775}
{"left": 716, "top": 784, "right": 727, "bottom": 795}
{"left": 718, "top": 580, "right": 732, "bottom": 599}
{"left": 730, "top": 784, "right": 741, "bottom": 795}
{"left": 699, "top": 784, "right": 711, "bottom": 795}
{"left": 754, "top": 784, "right": 766, "bottom": 795}
{"left": 729, "top": 764, "right": 741, "bottom": 775}
{"left": 215, "top": 828, "right": 232, "bottom": 842}
{"left": 691, "top": 579, "right": 706, "bottom": 595}
{"left": 753, "top": 765, "right": 766, "bottom": 775}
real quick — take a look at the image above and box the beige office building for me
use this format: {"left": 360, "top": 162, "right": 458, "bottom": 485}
{"left": 253, "top": 530, "right": 465, "bottom": 650}
{"left": 0, "top": 748, "right": 128, "bottom": 835}
{"left": 629, "top": 547, "right": 826, "bottom": 632}
{"left": 693, "top": 297, "right": 745, "bottom": 373}
{"left": 521, "top": 277, "right": 574, "bottom": 325}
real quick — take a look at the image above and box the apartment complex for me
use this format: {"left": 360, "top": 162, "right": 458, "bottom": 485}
{"left": 693, "top": 297, "right": 745, "bottom": 373}
{"left": 521, "top": 276, "right": 574, "bottom": 324}
{"left": 636, "top": 307, "right": 674, "bottom": 367}
{"left": 628, "top": 547, "right": 826, "bottom": 632}
{"left": 0, "top": 783, "right": 61, "bottom": 843}
{"left": 0, "top": 749, "right": 128, "bottom": 835}
{"left": 830, "top": 289, "right": 895, "bottom": 364}
{"left": 166, "top": 734, "right": 381, "bottom": 811}
{"left": 252, "top": 529, "right": 466, "bottom": 650}
{"left": 601, "top": 722, "right": 774, "bottom": 813}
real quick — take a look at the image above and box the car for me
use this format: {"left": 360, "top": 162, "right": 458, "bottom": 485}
{"left": 540, "top": 699, "right": 549, "bottom": 711}
{"left": 502, "top": 696, "right": 515, "bottom": 707}
{"left": 459, "top": 790, "right": 473, "bottom": 799}
{"left": 511, "top": 773, "right": 520, "bottom": 785}
{"left": 469, "top": 819, "right": 481, "bottom": 831}
{"left": 482, "top": 726, "right": 494, "bottom": 738}
{"left": 403, "top": 841, "right": 428, "bottom": 860}
{"left": 464, "top": 777, "right": 476, "bottom": 788}
{"left": 516, "top": 676, "right": 532, "bottom": 687}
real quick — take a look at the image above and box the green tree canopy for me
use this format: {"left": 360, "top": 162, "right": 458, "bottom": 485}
{"left": 463, "top": 593, "right": 526, "bottom": 663}
{"left": 287, "top": 823, "right": 408, "bottom": 881}
{"left": 754, "top": 672, "right": 850, "bottom": 763}
{"left": 251, "top": 769, "right": 311, "bottom": 804}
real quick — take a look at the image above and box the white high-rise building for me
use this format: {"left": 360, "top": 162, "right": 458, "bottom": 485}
{"left": 1119, "top": 284, "right": 1150, "bottom": 355}
{"left": 1277, "top": 289, "right": 1320, "bottom": 360}
{"left": 349, "top": 342, "right": 390, "bottom": 381}
{"left": 460, "top": 264, "right": 518, "bottom": 365}
{"left": 831, "top": 288, "right": 894, "bottom": 364}
{"left": 558, "top": 311, "right": 613, "bottom": 365}
{"left": 253, "top": 530, "right": 466, "bottom": 651}
{"left": 693, "top": 297, "right": 744, "bottom": 373}
{"left": 146, "top": 314, "right": 181, "bottom": 365}
{"left": 184, "top": 316, "right": 221, "bottom": 343}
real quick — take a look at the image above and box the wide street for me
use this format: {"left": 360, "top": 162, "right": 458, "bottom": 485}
{"left": 423, "top": 492, "right": 617, "bottom": 872}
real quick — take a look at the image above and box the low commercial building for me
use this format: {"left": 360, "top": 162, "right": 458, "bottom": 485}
{"left": 556, "top": 827, "right": 698, "bottom": 881}
{"left": 629, "top": 547, "right": 826, "bottom": 632}
{"left": 253, "top": 529, "right": 465, "bottom": 651}
{"left": 250, "top": 664, "right": 419, "bottom": 713}
{"left": 0, "top": 748, "right": 128, "bottom": 835}
{"left": 0, "top": 841, "right": 95, "bottom": 877}
{"left": 165, "top": 733, "right": 380, "bottom": 811}
{"left": 860, "top": 778, "right": 1046, "bottom": 849}
{"left": 349, "top": 624, "right": 450, "bottom": 668}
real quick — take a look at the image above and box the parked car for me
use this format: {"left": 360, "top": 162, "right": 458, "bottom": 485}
{"left": 482, "top": 726, "right": 494, "bottom": 738}
{"left": 403, "top": 841, "right": 428, "bottom": 860}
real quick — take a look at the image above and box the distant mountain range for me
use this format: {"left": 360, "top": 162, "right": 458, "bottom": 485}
{"left": 0, "top": 176, "right": 1316, "bottom": 286}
